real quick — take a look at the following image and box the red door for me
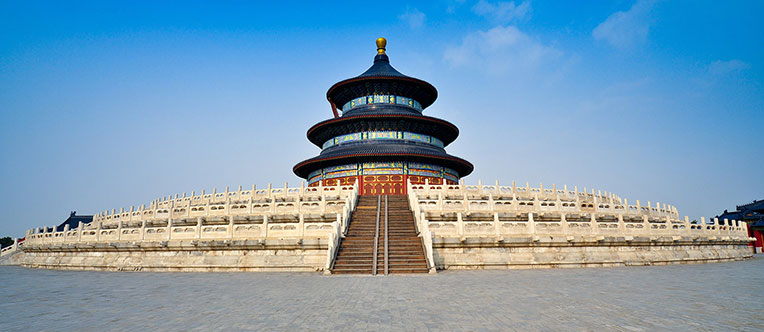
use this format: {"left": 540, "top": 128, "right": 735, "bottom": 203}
{"left": 360, "top": 175, "right": 406, "bottom": 195}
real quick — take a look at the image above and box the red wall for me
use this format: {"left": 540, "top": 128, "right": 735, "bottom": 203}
{"left": 750, "top": 229, "right": 763, "bottom": 253}
{"left": 309, "top": 175, "right": 456, "bottom": 195}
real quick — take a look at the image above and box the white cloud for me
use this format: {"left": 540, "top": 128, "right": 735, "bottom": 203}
{"left": 593, "top": 0, "right": 655, "bottom": 49}
{"left": 472, "top": 1, "right": 531, "bottom": 24}
{"left": 708, "top": 59, "right": 750, "bottom": 75}
{"left": 398, "top": 8, "right": 426, "bottom": 29}
{"left": 444, "top": 25, "right": 561, "bottom": 75}
{"left": 447, "top": 0, "right": 468, "bottom": 14}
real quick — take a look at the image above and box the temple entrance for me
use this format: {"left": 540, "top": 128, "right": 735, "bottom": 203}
{"left": 360, "top": 175, "right": 405, "bottom": 195}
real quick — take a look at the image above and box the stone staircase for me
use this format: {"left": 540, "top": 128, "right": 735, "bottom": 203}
{"left": 332, "top": 195, "right": 429, "bottom": 275}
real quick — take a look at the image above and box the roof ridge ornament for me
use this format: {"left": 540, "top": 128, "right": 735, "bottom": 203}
{"left": 376, "top": 37, "right": 387, "bottom": 55}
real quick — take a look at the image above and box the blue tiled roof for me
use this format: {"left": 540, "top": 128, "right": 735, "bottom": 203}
{"left": 294, "top": 140, "right": 473, "bottom": 178}
{"left": 340, "top": 103, "right": 422, "bottom": 117}
{"left": 357, "top": 54, "right": 407, "bottom": 78}
{"left": 326, "top": 54, "right": 438, "bottom": 109}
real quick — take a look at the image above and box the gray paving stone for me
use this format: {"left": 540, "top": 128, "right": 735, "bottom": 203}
{"left": 0, "top": 256, "right": 762, "bottom": 331}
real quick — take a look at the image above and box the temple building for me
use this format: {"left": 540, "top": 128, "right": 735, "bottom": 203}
{"left": 716, "top": 199, "right": 764, "bottom": 253}
{"left": 293, "top": 38, "right": 473, "bottom": 195}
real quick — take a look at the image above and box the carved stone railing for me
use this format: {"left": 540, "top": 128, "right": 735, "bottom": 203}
{"left": 24, "top": 182, "right": 360, "bottom": 248}
{"left": 408, "top": 179, "right": 752, "bottom": 243}
{"left": 407, "top": 181, "right": 436, "bottom": 273}
{"left": 325, "top": 182, "right": 359, "bottom": 273}
{"left": 0, "top": 239, "right": 22, "bottom": 257}
{"left": 88, "top": 182, "right": 358, "bottom": 226}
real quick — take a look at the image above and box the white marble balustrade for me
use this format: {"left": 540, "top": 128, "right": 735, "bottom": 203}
{"left": 408, "top": 180, "right": 750, "bottom": 242}
{"left": 24, "top": 182, "right": 361, "bottom": 247}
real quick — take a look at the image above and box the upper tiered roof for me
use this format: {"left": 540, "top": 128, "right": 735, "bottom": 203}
{"left": 326, "top": 38, "right": 438, "bottom": 111}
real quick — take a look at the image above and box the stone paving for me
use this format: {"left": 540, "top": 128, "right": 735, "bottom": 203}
{"left": 1, "top": 256, "right": 763, "bottom": 331}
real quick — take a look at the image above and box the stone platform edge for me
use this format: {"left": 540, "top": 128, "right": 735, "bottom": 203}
{"left": 431, "top": 236, "right": 752, "bottom": 270}
{"left": 10, "top": 238, "right": 329, "bottom": 272}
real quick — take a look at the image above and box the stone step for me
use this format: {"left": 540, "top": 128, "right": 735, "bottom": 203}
{"left": 331, "top": 195, "right": 428, "bottom": 275}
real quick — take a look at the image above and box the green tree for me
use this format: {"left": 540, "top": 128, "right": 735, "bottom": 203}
{"left": 0, "top": 237, "right": 13, "bottom": 249}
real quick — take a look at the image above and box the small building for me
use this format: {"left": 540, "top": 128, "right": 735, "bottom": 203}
{"left": 55, "top": 211, "right": 93, "bottom": 232}
{"left": 717, "top": 200, "right": 764, "bottom": 253}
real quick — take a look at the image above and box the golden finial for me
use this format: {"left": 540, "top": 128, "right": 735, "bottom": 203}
{"left": 376, "top": 37, "right": 387, "bottom": 54}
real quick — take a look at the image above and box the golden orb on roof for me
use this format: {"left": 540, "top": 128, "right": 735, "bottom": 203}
{"left": 376, "top": 37, "right": 387, "bottom": 54}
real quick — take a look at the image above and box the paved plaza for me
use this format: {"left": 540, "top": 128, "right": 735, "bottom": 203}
{"left": 1, "top": 256, "right": 762, "bottom": 331}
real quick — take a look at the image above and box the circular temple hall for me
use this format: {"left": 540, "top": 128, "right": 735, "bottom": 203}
{"left": 293, "top": 38, "right": 473, "bottom": 195}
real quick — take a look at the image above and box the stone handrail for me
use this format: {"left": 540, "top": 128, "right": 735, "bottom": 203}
{"left": 0, "top": 239, "right": 22, "bottom": 257}
{"left": 407, "top": 181, "right": 436, "bottom": 272}
{"left": 408, "top": 179, "right": 752, "bottom": 243}
{"left": 325, "top": 182, "right": 359, "bottom": 272}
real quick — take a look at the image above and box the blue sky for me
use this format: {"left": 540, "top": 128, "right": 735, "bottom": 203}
{"left": 1, "top": 1, "right": 762, "bottom": 237}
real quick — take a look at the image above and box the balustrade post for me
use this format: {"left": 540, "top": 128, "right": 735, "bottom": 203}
{"left": 562, "top": 213, "right": 569, "bottom": 234}
{"left": 457, "top": 212, "right": 464, "bottom": 237}
{"left": 592, "top": 189, "right": 598, "bottom": 208}
{"left": 665, "top": 218, "right": 675, "bottom": 234}
{"left": 117, "top": 220, "right": 122, "bottom": 241}
{"left": 299, "top": 214, "right": 305, "bottom": 237}
{"left": 167, "top": 218, "right": 173, "bottom": 240}
{"left": 140, "top": 220, "right": 146, "bottom": 241}
{"left": 228, "top": 215, "right": 235, "bottom": 239}
{"left": 590, "top": 213, "right": 598, "bottom": 235}
{"left": 617, "top": 214, "right": 625, "bottom": 235}
{"left": 642, "top": 215, "right": 650, "bottom": 236}
{"left": 225, "top": 190, "right": 231, "bottom": 214}
{"left": 196, "top": 217, "right": 202, "bottom": 239}
{"left": 699, "top": 216, "right": 707, "bottom": 237}
{"left": 512, "top": 181, "right": 517, "bottom": 197}
{"left": 263, "top": 215, "right": 269, "bottom": 238}
{"left": 528, "top": 212, "right": 536, "bottom": 235}
{"left": 78, "top": 221, "right": 83, "bottom": 242}
{"left": 714, "top": 218, "right": 722, "bottom": 237}
{"left": 494, "top": 212, "right": 501, "bottom": 236}
{"left": 512, "top": 188, "right": 518, "bottom": 211}
{"left": 336, "top": 213, "right": 342, "bottom": 236}
{"left": 574, "top": 186, "right": 580, "bottom": 210}
{"left": 341, "top": 207, "right": 347, "bottom": 234}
